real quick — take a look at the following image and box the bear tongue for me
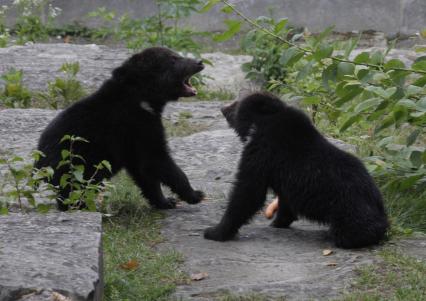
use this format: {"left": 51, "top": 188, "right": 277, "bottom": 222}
{"left": 183, "top": 82, "right": 197, "bottom": 96}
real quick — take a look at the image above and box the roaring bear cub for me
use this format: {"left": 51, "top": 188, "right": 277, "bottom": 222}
{"left": 204, "top": 92, "right": 388, "bottom": 248}
{"left": 36, "top": 47, "right": 205, "bottom": 211}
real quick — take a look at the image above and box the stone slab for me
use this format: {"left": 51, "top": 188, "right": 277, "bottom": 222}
{"left": 0, "top": 212, "right": 103, "bottom": 301}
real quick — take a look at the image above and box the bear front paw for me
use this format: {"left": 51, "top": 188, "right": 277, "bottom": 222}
{"left": 204, "top": 226, "right": 235, "bottom": 241}
{"left": 186, "top": 190, "right": 205, "bottom": 204}
{"left": 154, "top": 197, "right": 177, "bottom": 209}
{"left": 270, "top": 217, "right": 296, "bottom": 228}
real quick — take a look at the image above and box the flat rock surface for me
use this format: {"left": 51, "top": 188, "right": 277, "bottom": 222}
{"left": 0, "top": 43, "right": 251, "bottom": 94}
{"left": 0, "top": 212, "right": 102, "bottom": 301}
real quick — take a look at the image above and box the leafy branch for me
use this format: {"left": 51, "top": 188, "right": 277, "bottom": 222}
{"left": 216, "top": 0, "right": 426, "bottom": 75}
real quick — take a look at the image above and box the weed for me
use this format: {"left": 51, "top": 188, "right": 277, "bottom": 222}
{"left": 164, "top": 111, "right": 207, "bottom": 137}
{"left": 38, "top": 62, "right": 87, "bottom": 109}
{"left": 0, "top": 68, "right": 32, "bottom": 108}
{"left": 341, "top": 249, "right": 426, "bottom": 301}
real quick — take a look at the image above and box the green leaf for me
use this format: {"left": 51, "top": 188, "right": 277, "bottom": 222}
{"left": 302, "top": 96, "right": 321, "bottom": 105}
{"left": 356, "top": 69, "right": 371, "bottom": 81}
{"left": 213, "top": 19, "right": 242, "bottom": 42}
{"left": 399, "top": 174, "right": 423, "bottom": 190}
{"left": 60, "top": 134, "right": 71, "bottom": 143}
{"left": 378, "top": 136, "right": 393, "bottom": 147}
{"left": 61, "top": 149, "right": 70, "bottom": 160}
{"left": 396, "top": 99, "right": 417, "bottom": 109}
{"left": 354, "top": 98, "right": 382, "bottom": 113}
{"left": 412, "top": 60, "right": 426, "bottom": 72}
{"left": 322, "top": 64, "right": 338, "bottom": 89}
{"left": 337, "top": 62, "right": 355, "bottom": 78}
{"left": 73, "top": 136, "right": 89, "bottom": 143}
{"left": 417, "top": 97, "right": 426, "bottom": 111}
{"left": 375, "top": 116, "right": 395, "bottom": 134}
{"left": 101, "top": 160, "right": 112, "bottom": 172}
{"left": 11, "top": 156, "right": 24, "bottom": 162}
{"left": 199, "top": 0, "right": 220, "bottom": 13}
{"left": 73, "top": 166, "right": 85, "bottom": 183}
{"left": 31, "top": 150, "right": 45, "bottom": 162}
{"left": 340, "top": 114, "right": 362, "bottom": 132}
{"left": 407, "top": 129, "right": 421, "bottom": 146}
{"left": 274, "top": 18, "right": 288, "bottom": 33}
{"left": 384, "top": 59, "right": 405, "bottom": 70}
{"left": 296, "top": 61, "right": 314, "bottom": 81}
{"left": 335, "top": 84, "right": 363, "bottom": 106}
{"left": 314, "top": 44, "right": 333, "bottom": 61}
{"left": 370, "top": 51, "right": 384, "bottom": 65}
{"left": 393, "top": 107, "right": 407, "bottom": 125}
{"left": 220, "top": 5, "right": 234, "bottom": 14}
{"left": 36, "top": 204, "right": 51, "bottom": 213}
{"left": 413, "top": 76, "right": 426, "bottom": 87}
{"left": 406, "top": 85, "right": 424, "bottom": 96}
{"left": 410, "top": 151, "right": 423, "bottom": 168}
{"left": 364, "top": 86, "right": 397, "bottom": 99}
{"left": 0, "top": 207, "right": 8, "bottom": 215}
{"left": 60, "top": 174, "right": 70, "bottom": 188}
{"left": 354, "top": 52, "right": 370, "bottom": 64}
{"left": 280, "top": 47, "right": 304, "bottom": 67}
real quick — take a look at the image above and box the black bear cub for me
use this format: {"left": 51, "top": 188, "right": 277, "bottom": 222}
{"left": 204, "top": 92, "right": 389, "bottom": 248}
{"left": 36, "top": 47, "right": 205, "bottom": 211}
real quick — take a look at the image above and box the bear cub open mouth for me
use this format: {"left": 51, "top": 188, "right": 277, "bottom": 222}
{"left": 181, "top": 61, "right": 204, "bottom": 97}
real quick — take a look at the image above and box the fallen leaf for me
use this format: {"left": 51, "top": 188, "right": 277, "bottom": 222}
{"left": 326, "top": 262, "right": 338, "bottom": 267}
{"left": 322, "top": 249, "right": 333, "bottom": 256}
{"left": 119, "top": 259, "right": 140, "bottom": 271}
{"left": 191, "top": 272, "right": 208, "bottom": 281}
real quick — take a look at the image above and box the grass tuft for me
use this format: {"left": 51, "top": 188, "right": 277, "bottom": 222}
{"left": 341, "top": 249, "right": 426, "bottom": 301}
{"left": 102, "top": 172, "right": 189, "bottom": 301}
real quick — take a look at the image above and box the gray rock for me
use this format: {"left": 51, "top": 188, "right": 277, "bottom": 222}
{"left": 0, "top": 212, "right": 103, "bottom": 301}
{"left": 0, "top": 44, "right": 250, "bottom": 94}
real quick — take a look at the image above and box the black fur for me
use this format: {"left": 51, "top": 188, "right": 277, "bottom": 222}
{"left": 204, "top": 92, "right": 389, "bottom": 248}
{"left": 35, "top": 47, "right": 205, "bottom": 211}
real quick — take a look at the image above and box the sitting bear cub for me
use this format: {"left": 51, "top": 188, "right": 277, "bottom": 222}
{"left": 204, "top": 92, "right": 388, "bottom": 248}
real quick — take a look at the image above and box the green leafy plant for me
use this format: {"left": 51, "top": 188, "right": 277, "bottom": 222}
{"left": 0, "top": 4, "right": 9, "bottom": 47}
{"left": 203, "top": 0, "right": 426, "bottom": 191}
{"left": 0, "top": 136, "right": 113, "bottom": 213}
{"left": 56, "top": 135, "right": 113, "bottom": 211}
{"left": 88, "top": 1, "right": 207, "bottom": 55}
{"left": 38, "top": 62, "right": 87, "bottom": 109}
{"left": 12, "top": 0, "right": 61, "bottom": 44}
{"left": 0, "top": 68, "right": 32, "bottom": 108}
{"left": 0, "top": 151, "right": 54, "bottom": 213}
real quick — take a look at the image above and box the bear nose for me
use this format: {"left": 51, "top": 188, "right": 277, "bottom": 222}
{"left": 197, "top": 60, "right": 203, "bottom": 65}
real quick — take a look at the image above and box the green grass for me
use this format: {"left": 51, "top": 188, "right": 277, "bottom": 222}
{"left": 384, "top": 190, "right": 426, "bottom": 236}
{"left": 194, "top": 88, "right": 236, "bottom": 101}
{"left": 102, "top": 173, "right": 189, "bottom": 301}
{"left": 164, "top": 111, "right": 208, "bottom": 138}
{"left": 341, "top": 249, "right": 426, "bottom": 301}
